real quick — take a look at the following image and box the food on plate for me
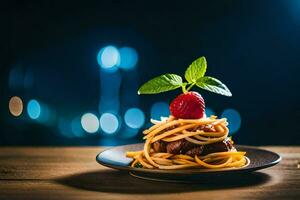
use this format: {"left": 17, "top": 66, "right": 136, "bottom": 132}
{"left": 127, "top": 56, "right": 248, "bottom": 169}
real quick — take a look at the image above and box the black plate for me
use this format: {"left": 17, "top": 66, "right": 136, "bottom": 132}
{"left": 96, "top": 144, "right": 281, "bottom": 182}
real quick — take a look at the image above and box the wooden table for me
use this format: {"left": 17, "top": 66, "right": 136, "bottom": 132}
{"left": 0, "top": 146, "right": 299, "bottom": 200}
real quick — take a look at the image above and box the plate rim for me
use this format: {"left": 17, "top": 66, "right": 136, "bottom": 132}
{"left": 96, "top": 143, "right": 281, "bottom": 174}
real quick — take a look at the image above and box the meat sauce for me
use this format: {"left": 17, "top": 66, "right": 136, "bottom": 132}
{"left": 152, "top": 124, "right": 234, "bottom": 157}
{"left": 152, "top": 138, "right": 234, "bottom": 157}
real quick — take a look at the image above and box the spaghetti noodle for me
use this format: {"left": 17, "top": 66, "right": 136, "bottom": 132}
{"left": 126, "top": 115, "right": 248, "bottom": 170}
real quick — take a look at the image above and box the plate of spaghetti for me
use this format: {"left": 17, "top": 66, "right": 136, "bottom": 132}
{"left": 96, "top": 116, "right": 280, "bottom": 182}
{"left": 96, "top": 56, "right": 281, "bottom": 182}
{"left": 126, "top": 115, "right": 249, "bottom": 170}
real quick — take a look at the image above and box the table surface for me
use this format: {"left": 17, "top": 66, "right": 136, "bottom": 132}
{"left": 0, "top": 146, "right": 299, "bottom": 200}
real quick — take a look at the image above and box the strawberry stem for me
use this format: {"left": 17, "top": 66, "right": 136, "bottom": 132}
{"left": 186, "top": 83, "right": 195, "bottom": 91}
{"left": 182, "top": 83, "right": 188, "bottom": 93}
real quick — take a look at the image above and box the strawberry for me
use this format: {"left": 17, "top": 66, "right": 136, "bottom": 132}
{"left": 169, "top": 91, "right": 205, "bottom": 119}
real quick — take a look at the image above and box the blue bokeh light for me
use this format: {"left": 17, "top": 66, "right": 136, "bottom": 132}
{"left": 124, "top": 108, "right": 145, "bottom": 129}
{"left": 58, "top": 118, "right": 73, "bottom": 138}
{"left": 71, "top": 116, "right": 85, "bottom": 137}
{"left": 24, "top": 69, "right": 34, "bottom": 89}
{"left": 98, "top": 69, "right": 121, "bottom": 114}
{"left": 118, "top": 47, "right": 138, "bottom": 70}
{"left": 205, "top": 107, "right": 215, "bottom": 117}
{"left": 150, "top": 102, "right": 170, "bottom": 120}
{"left": 9, "top": 67, "right": 23, "bottom": 89}
{"left": 81, "top": 113, "right": 99, "bottom": 133}
{"left": 36, "top": 104, "right": 50, "bottom": 123}
{"left": 221, "top": 108, "right": 242, "bottom": 134}
{"left": 27, "top": 99, "right": 41, "bottom": 119}
{"left": 119, "top": 126, "right": 139, "bottom": 139}
{"left": 100, "top": 113, "right": 119, "bottom": 134}
{"left": 97, "top": 46, "right": 120, "bottom": 70}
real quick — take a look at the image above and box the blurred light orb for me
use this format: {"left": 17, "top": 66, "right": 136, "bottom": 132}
{"left": 71, "top": 117, "right": 85, "bottom": 137}
{"left": 151, "top": 102, "right": 170, "bottom": 120}
{"left": 205, "top": 107, "right": 215, "bottom": 117}
{"left": 100, "top": 113, "right": 119, "bottom": 134}
{"left": 97, "top": 46, "right": 120, "bottom": 69}
{"left": 81, "top": 113, "right": 99, "bottom": 133}
{"left": 24, "top": 69, "right": 34, "bottom": 89}
{"left": 119, "top": 126, "right": 139, "bottom": 139}
{"left": 221, "top": 108, "right": 241, "bottom": 134}
{"left": 8, "top": 67, "right": 23, "bottom": 89}
{"left": 58, "top": 118, "right": 73, "bottom": 138}
{"left": 124, "top": 108, "right": 145, "bottom": 129}
{"left": 27, "top": 99, "right": 41, "bottom": 119}
{"left": 9, "top": 96, "right": 23, "bottom": 117}
{"left": 37, "top": 104, "right": 50, "bottom": 123}
{"left": 118, "top": 47, "right": 138, "bottom": 70}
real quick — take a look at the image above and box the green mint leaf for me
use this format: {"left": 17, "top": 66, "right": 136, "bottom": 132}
{"left": 196, "top": 76, "right": 232, "bottom": 96}
{"left": 138, "top": 74, "right": 183, "bottom": 94}
{"left": 185, "top": 56, "right": 207, "bottom": 83}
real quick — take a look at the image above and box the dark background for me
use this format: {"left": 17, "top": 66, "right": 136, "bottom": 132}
{"left": 1, "top": 0, "right": 300, "bottom": 146}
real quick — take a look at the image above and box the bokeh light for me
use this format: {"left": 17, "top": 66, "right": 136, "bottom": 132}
{"left": 118, "top": 47, "right": 138, "bottom": 70}
{"left": 24, "top": 69, "right": 34, "bottom": 89}
{"left": 98, "top": 69, "right": 121, "bottom": 114}
{"left": 124, "top": 107, "right": 145, "bottom": 129}
{"left": 58, "top": 118, "right": 73, "bottom": 138}
{"left": 100, "top": 113, "right": 119, "bottom": 134}
{"left": 221, "top": 108, "right": 241, "bottom": 134}
{"left": 27, "top": 99, "right": 41, "bottom": 119}
{"left": 97, "top": 46, "right": 120, "bottom": 70}
{"left": 119, "top": 126, "right": 139, "bottom": 139}
{"left": 205, "top": 107, "right": 215, "bottom": 117}
{"left": 71, "top": 116, "right": 85, "bottom": 137}
{"left": 81, "top": 113, "right": 99, "bottom": 133}
{"left": 9, "top": 96, "right": 23, "bottom": 117}
{"left": 8, "top": 67, "right": 23, "bottom": 89}
{"left": 36, "top": 104, "right": 49, "bottom": 123}
{"left": 150, "top": 102, "right": 170, "bottom": 120}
